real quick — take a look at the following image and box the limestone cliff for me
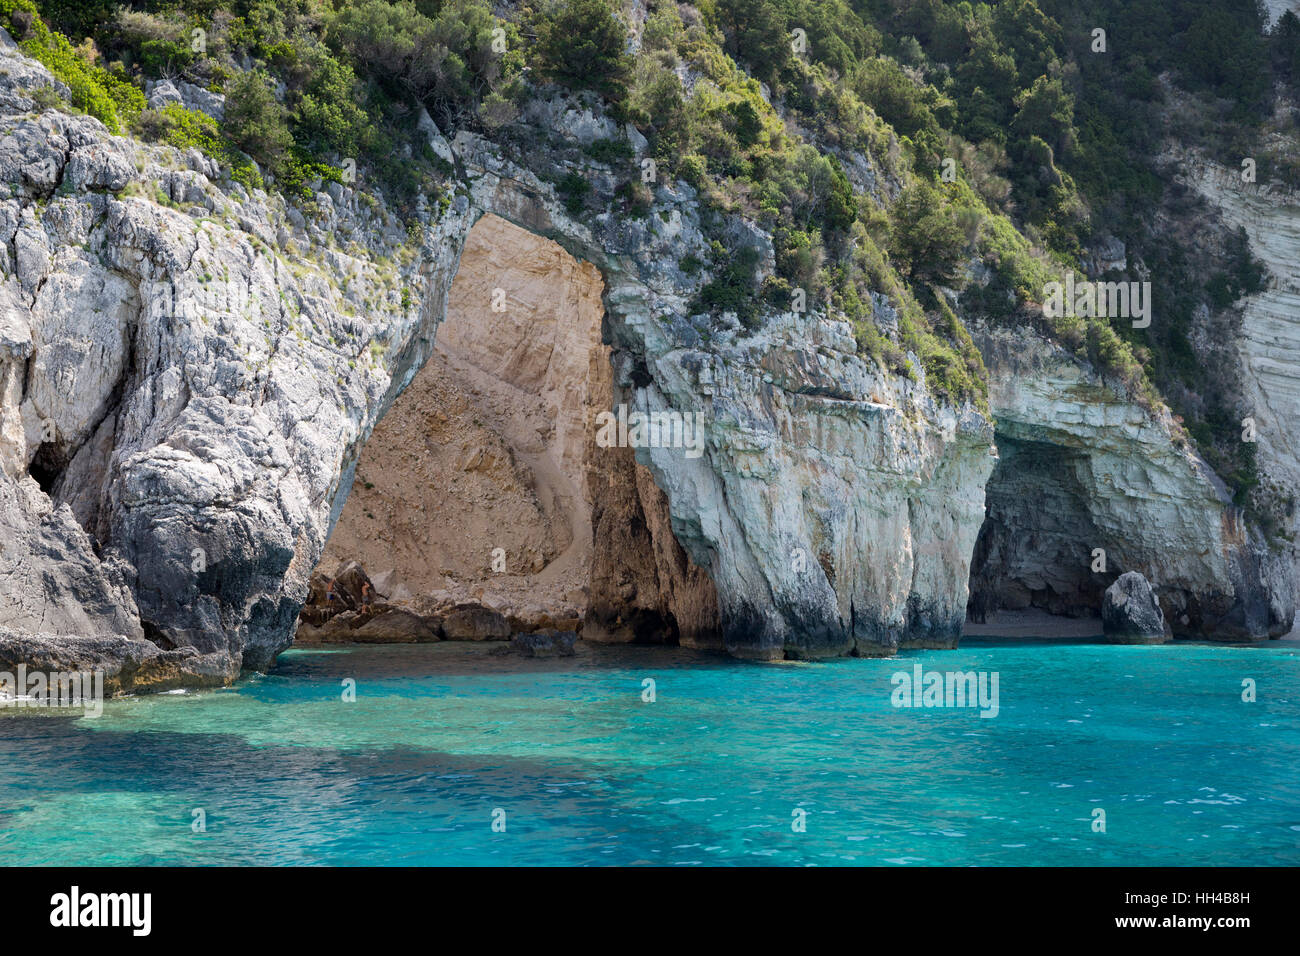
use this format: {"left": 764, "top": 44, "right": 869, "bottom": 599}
{"left": 0, "top": 29, "right": 1293, "bottom": 693}
{"left": 1180, "top": 158, "right": 1300, "bottom": 608}
{"left": 971, "top": 325, "right": 1293, "bottom": 639}
{"left": 0, "top": 32, "right": 472, "bottom": 684}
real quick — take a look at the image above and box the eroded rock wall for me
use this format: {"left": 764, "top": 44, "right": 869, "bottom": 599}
{"left": 584, "top": 428, "right": 722, "bottom": 648}
{"left": 1179, "top": 160, "right": 1300, "bottom": 615}
{"left": 455, "top": 117, "right": 998, "bottom": 658}
{"left": 0, "top": 34, "right": 475, "bottom": 680}
{"left": 971, "top": 434, "right": 1105, "bottom": 617}
{"left": 318, "top": 214, "right": 605, "bottom": 614}
{"left": 972, "top": 324, "right": 1293, "bottom": 639}
{"left": 317, "top": 212, "right": 718, "bottom": 641}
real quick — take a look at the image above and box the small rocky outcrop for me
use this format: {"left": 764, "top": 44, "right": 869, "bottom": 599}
{"left": 295, "top": 560, "right": 535, "bottom": 645}
{"left": 296, "top": 606, "right": 439, "bottom": 644}
{"left": 0, "top": 628, "right": 231, "bottom": 696}
{"left": 296, "top": 561, "right": 439, "bottom": 643}
{"left": 440, "top": 604, "right": 511, "bottom": 641}
{"left": 298, "top": 561, "right": 376, "bottom": 624}
{"left": 1102, "top": 572, "right": 1172, "bottom": 644}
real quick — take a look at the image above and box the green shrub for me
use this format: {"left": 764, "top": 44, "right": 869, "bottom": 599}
{"left": 692, "top": 245, "right": 762, "bottom": 328}
{"left": 221, "top": 69, "right": 293, "bottom": 178}
{"left": 584, "top": 137, "right": 635, "bottom": 164}
{"left": 2, "top": 0, "right": 143, "bottom": 133}
{"left": 329, "top": 0, "right": 521, "bottom": 126}
{"left": 888, "top": 181, "right": 968, "bottom": 285}
{"left": 614, "top": 178, "right": 653, "bottom": 218}
{"left": 556, "top": 170, "right": 590, "bottom": 215}
{"left": 114, "top": 9, "right": 196, "bottom": 76}
{"left": 532, "top": 0, "right": 631, "bottom": 100}
{"left": 292, "top": 42, "right": 368, "bottom": 152}
{"left": 135, "top": 102, "right": 264, "bottom": 192}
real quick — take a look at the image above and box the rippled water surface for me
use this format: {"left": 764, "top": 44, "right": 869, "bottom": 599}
{"left": 2, "top": 639, "right": 1297, "bottom": 865}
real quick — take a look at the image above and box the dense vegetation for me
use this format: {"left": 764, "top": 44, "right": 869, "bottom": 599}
{"left": 7, "top": 0, "right": 1295, "bottom": 510}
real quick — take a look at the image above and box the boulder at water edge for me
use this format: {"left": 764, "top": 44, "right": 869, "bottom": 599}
{"left": 1102, "top": 572, "right": 1172, "bottom": 644}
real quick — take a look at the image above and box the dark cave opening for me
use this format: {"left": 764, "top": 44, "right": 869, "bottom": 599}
{"left": 141, "top": 620, "right": 177, "bottom": 651}
{"left": 27, "top": 441, "right": 65, "bottom": 497}
{"left": 967, "top": 433, "right": 1117, "bottom": 622}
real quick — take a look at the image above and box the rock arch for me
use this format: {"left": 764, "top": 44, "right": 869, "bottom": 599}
{"left": 967, "top": 324, "right": 1294, "bottom": 640}
{"left": 0, "top": 57, "right": 1013, "bottom": 690}
{"left": 0, "top": 110, "right": 1000, "bottom": 686}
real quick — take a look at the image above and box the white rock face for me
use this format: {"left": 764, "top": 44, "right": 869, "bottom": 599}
{"left": 629, "top": 310, "right": 995, "bottom": 658}
{"left": 0, "top": 40, "right": 474, "bottom": 679}
{"left": 1179, "top": 160, "right": 1300, "bottom": 622}
{"left": 1263, "top": 1, "right": 1300, "bottom": 26}
{"left": 145, "top": 78, "right": 225, "bottom": 122}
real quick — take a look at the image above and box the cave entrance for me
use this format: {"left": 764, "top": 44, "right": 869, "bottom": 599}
{"left": 966, "top": 432, "right": 1113, "bottom": 631}
{"left": 302, "top": 213, "right": 719, "bottom": 647}
{"left": 27, "top": 440, "right": 65, "bottom": 497}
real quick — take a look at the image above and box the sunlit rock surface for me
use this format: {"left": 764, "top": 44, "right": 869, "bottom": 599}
{"left": 1181, "top": 160, "right": 1300, "bottom": 611}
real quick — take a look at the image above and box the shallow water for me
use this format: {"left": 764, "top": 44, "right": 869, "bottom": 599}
{"left": 1, "top": 639, "right": 1297, "bottom": 866}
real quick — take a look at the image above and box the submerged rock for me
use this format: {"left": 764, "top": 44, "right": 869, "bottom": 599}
{"left": 1102, "top": 572, "right": 1172, "bottom": 644}
{"left": 510, "top": 629, "right": 578, "bottom": 657}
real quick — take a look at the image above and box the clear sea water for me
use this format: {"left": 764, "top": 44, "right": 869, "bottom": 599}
{"left": 1, "top": 638, "right": 1297, "bottom": 866}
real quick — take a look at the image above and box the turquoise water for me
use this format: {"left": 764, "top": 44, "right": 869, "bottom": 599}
{"left": 1, "top": 639, "right": 1297, "bottom": 866}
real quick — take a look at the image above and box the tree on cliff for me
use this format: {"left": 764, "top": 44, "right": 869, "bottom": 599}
{"left": 221, "top": 69, "right": 293, "bottom": 176}
{"left": 327, "top": 0, "right": 521, "bottom": 126}
{"left": 532, "top": 0, "right": 631, "bottom": 100}
{"left": 888, "top": 181, "right": 968, "bottom": 285}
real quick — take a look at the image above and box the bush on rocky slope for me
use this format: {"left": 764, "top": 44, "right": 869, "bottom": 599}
{"left": 1, "top": 0, "right": 142, "bottom": 132}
